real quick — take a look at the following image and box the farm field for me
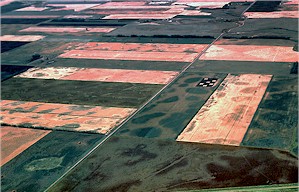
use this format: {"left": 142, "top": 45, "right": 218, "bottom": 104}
{"left": 1, "top": 0, "right": 298, "bottom": 191}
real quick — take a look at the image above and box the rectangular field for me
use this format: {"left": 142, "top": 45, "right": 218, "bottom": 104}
{"left": 47, "top": 4, "right": 99, "bottom": 12}
{"left": 103, "top": 14, "right": 176, "bottom": 19}
{"left": 1, "top": 42, "right": 30, "bottom": 53}
{"left": 173, "top": 2, "right": 229, "bottom": 9}
{"left": 59, "top": 42, "right": 207, "bottom": 62}
{"left": 90, "top": 2, "right": 168, "bottom": 10}
{"left": 200, "top": 45, "right": 298, "bottom": 62}
{"left": 75, "top": 42, "right": 207, "bottom": 53}
{"left": 1, "top": 126, "right": 50, "bottom": 166}
{"left": 0, "top": 35, "right": 44, "bottom": 42}
{"left": 1, "top": 100, "right": 136, "bottom": 134}
{"left": 244, "top": 11, "right": 298, "bottom": 18}
{"left": 177, "top": 74, "right": 272, "bottom": 146}
{"left": 241, "top": 76, "right": 298, "bottom": 155}
{"left": 16, "top": 67, "right": 178, "bottom": 84}
{"left": 20, "top": 27, "right": 115, "bottom": 33}
{"left": 59, "top": 50, "right": 198, "bottom": 62}
{"left": 15, "top": 6, "right": 48, "bottom": 11}
{"left": 1, "top": 78, "right": 163, "bottom": 108}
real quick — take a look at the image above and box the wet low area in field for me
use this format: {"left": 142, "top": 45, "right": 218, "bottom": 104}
{"left": 242, "top": 76, "right": 298, "bottom": 156}
{"left": 246, "top": 1, "right": 281, "bottom": 12}
{"left": 1, "top": 65, "right": 33, "bottom": 81}
{"left": 1, "top": 130, "right": 103, "bottom": 192}
{"left": 1, "top": 78, "right": 163, "bottom": 108}
{"left": 1, "top": 1, "right": 28, "bottom": 13}
{"left": 48, "top": 135, "right": 298, "bottom": 192}
{"left": 116, "top": 72, "right": 226, "bottom": 140}
{"left": 199, "top": 1, "right": 252, "bottom": 20}
{"left": 1, "top": 41, "right": 30, "bottom": 53}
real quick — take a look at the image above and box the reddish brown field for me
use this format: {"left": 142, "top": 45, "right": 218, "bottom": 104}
{"left": 179, "top": 10, "right": 211, "bottom": 16}
{"left": 47, "top": 4, "right": 98, "bottom": 12}
{"left": 1, "top": 100, "right": 135, "bottom": 118}
{"left": 244, "top": 11, "right": 298, "bottom": 18}
{"left": 86, "top": 5, "right": 187, "bottom": 15}
{"left": 1, "top": 126, "right": 50, "bottom": 166}
{"left": 16, "top": 6, "right": 48, "bottom": 11}
{"left": 1, "top": 100, "right": 136, "bottom": 134}
{"left": 90, "top": 4, "right": 169, "bottom": 10}
{"left": 0, "top": 35, "right": 45, "bottom": 41}
{"left": 87, "top": 10, "right": 168, "bottom": 14}
{"left": 61, "top": 68, "right": 178, "bottom": 84}
{"left": 76, "top": 42, "right": 207, "bottom": 53}
{"left": 20, "top": 27, "right": 115, "bottom": 33}
{"left": 177, "top": 74, "right": 272, "bottom": 146}
{"left": 103, "top": 14, "right": 176, "bottom": 19}
{"left": 59, "top": 50, "right": 199, "bottom": 62}
{"left": 200, "top": 45, "right": 299, "bottom": 62}
{"left": 284, "top": 0, "right": 298, "bottom": 5}
{"left": 1, "top": 110, "right": 124, "bottom": 133}
{"left": 59, "top": 42, "right": 206, "bottom": 62}
{"left": 0, "top": 0, "right": 15, "bottom": 6}
{"left": 16, "top": 67, "right": 178, "bottom": 84}
{"left": 16, "top": 67, "right": 81, "bottom": 79}
{"left": 97, "top": 2, "right": 146, "bottom": 6}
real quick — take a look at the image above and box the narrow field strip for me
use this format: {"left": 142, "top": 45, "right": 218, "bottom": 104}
{"left": 177, "top": 74, "right": 272, "bottom": 146}
{"left": 47, "top": 4, "right": 99, "bottom": 12}
{"left": 173, "top": 2, "right": 229, "bottom": 8}
{"left": 102, "top": 14, "right": 176, "bottom": 19}
{"left": 15, "top": 67, "right": 179, "bottom": 84}
{"left": 244, "top": 11, "right": 298, "bottom": 18}
{"left": 15, "top": 6, "right": 48, "bottom": 11}
{"left": 90, "top": 4, "right": 169, "bottom": 10}
{"left": 59, "top": 50, "right": 199, "bottom": 62}
{"left": 200, "top": 45, "right": 298, "bottom": 62}
{"left": 0, "top": 35, "right": 45, "bottom": 42}
{"left": 59, "top": 42, "right": 207, "bottom": 62}
{"left": 20, "top": 27, "right": 116, "bottom": 33}
{"left": 75, "top": 42, "right": 207, "bottom": 53}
